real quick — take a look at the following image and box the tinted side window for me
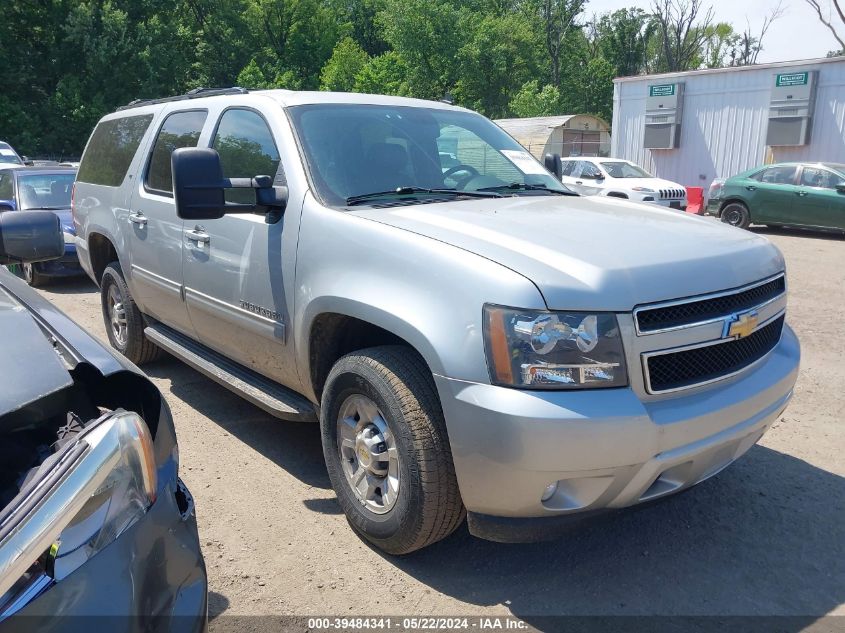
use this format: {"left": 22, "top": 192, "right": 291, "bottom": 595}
{"left": 580, "top": 161, "right": 602, "bottom": 179}
{"left": 212, "top": 109, "right": 281, "bottom": 204}
{"left": 146, "top": 110, "right": 207, "bottom": 194}
{"left": 0, "top": 173, "right": 13, "bottom": 200}
{"left": 752, "top": 165, "right": 797, "bottom": 185}
{"left": 560, "top": 161, "right": 576, "bottom": 176}
{"left": 77, "top": 114, "right": 153, "bottom": 186}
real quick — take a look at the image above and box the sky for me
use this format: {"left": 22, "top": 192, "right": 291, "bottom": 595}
{"left": 587, "top": 0, "right": 843, "bottom": 63}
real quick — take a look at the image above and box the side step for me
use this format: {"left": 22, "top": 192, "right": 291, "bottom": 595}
{"left": 144, "top": 322, "right": 316, "bottom": 422}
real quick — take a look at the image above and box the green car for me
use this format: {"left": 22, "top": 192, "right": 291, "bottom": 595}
{"left": 706, "top": 162, "right": 845, "bottom": 232}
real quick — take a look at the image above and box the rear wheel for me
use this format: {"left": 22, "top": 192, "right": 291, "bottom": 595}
{"left": 320, "top": 346, "right": 464, "bottom": 555}
{"left": 720, "top": 202, "right": 750, "bottom": 229}
{"left": 100, "top": 262, "right": 162, "bottom": 364}
{"left": 22, "top": 263, "right": 49, "bottom": 288}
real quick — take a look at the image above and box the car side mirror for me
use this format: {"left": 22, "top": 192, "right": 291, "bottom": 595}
{"left": 544, "top": 153, "right": 562, "bottom": 179}
{"left": 21, "top": 156, "right": 34, "bottom": 166}
{"left": 172, "top": 147, "right": 288, "bottom": 221}
{"left": 0, "top": 211, "right": 64, "bottom": 265}
{"left": 836, "top": 183, "right": 845, "bottom": 194}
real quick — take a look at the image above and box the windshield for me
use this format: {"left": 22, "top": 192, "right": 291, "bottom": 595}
{"left": 18, "top": 172, "right": 76, "bottom": 210}
{"left": 600, "top": 161, "right": 652, "bottom": 178}
{"left": 288, "top": 104, "right": 567, "bottom": 206}
{"left": 0, "top": 146, "right": 22, "bottom": 165}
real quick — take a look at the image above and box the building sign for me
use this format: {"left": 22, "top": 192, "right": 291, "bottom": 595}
{"left": 649, "top": 84, "right": 676, "bottom": 97}
{"left": 776, "top": 72, "right": 809, "bottom": 87}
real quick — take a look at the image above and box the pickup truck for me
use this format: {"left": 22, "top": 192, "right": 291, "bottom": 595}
{"left": 72, "top": 88, "right": 800, "bottom": 554}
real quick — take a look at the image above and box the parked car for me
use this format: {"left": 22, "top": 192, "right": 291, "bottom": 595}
{"left": 73, "top": 88, "right": 799, "bottom": 554}
{"left": 0, "top": 142, "right": 23, "bottom": 167}
{"left": 707, "top": 161, "right": 845, "bottom": 232}
{"left": 558, "top": 157, "right": 687, "bottom": 209}
{"left": 0, "top": 166, "right": 83, "bottom": 286}
{"left": 0, "top": 210, "right": 207, "bottom": 628}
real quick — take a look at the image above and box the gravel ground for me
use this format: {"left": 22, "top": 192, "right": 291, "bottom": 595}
{"left": 34, "top": 224, "right": 844, "bottom": 627}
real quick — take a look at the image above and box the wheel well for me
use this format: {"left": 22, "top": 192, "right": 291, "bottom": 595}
{"left": 88, "top": 232, "right": 118, "bottom": 285}
{"left": 606, "top": 192, "right": 628, "bottom": 199}
{"left": 309, "top": 313, "right": 415, "bottom": 402}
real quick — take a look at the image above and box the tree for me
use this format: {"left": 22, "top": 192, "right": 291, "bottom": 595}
{"left": 701, "top": 22, "right": 738, "bottom": 68}
{"left": 534, "top": 0, "right": 588, "bottom": 87}
{"left": 321, "top": 37, "right": 370, "bottom": 91}
{"left": 730, "top": 1, "right": 786, "bottom": 66}
{"left": 651, "top": 0, "right": 715, "bottom": 72}
{"left": 509, "top": 80, "right": 562, "bottom": 117}
{"left": 593, "top": 8, "right": 656, "bottom": 77}
{"left": 353, "top": 51, "right": 410, "bottom": 95}
{"left": 804, "top": 0, "right": 845, "bottom": 51}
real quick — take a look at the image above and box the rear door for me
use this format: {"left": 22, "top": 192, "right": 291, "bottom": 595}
{"left": 744, "top": 164, "right": 798, "bottom": 224}
{"left": 794, "top": 165, "right": 844, "bottom": 229}
{"left": 181, "top": 106, "right": 298, "bottom": 386}
{"left": 126, "top": 109, "right": 208, "bottom": 335}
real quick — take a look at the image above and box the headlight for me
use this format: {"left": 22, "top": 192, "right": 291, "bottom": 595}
{"left": 483, "top": 305, "right": 627, "bottom": 389}
{"left": 50, "top": 412, "right": 156, "bottom": 580}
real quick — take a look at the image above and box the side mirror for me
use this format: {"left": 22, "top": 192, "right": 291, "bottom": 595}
{"left": 172, "top": 147, "right": 288, "bottom": 221}
{"left": 836, "top": 183, "right": 845, "bottom": 194}
{"left": 21, "top": 156, "right": 34, "bottom": 166}
{"left": 0, "top": 211, "right": 64, "bottom": 265}
{"left": 544, "top": 153, "right": 562, "bottom": 179}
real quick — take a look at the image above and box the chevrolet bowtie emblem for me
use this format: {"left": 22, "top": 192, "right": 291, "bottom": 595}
{"left": 724, "top": 310, "right": 759, "bottom": 339}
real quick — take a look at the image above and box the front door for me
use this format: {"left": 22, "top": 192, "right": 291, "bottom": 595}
{"left": 794, "top": 165, "right": 844, "bottom": 229}
{"left": 745, "top": 164, "right": 799, "bottom": 225}
{"left": 126, "top": 109, "right": 208, "bottom": 335}
{"left": 182, "top": 107, "right": 297, "bottom": 386}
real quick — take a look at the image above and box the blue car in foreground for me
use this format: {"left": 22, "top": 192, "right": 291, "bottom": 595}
{"left": 0, "top": 166, "right": 83, "bottom": 286}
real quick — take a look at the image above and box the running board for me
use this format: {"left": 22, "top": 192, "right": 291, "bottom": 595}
{"left": 144, "top": 322, "right": 316, "bottom": 422}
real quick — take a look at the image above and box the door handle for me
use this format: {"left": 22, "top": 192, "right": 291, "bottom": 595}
{"left": 796, "top": 191, "right": 808, "bottom": 197}
{"left": 128, "top": 211, "right": 147, "bottom": 226}
{"left": 185, "top": 228, "right": 210, "bottom": 244}
{"left": 575, "top": 180, "right": 583, "bottom": 184}
{"left": 745, "top": 185, "right": 757, "bottom": 191}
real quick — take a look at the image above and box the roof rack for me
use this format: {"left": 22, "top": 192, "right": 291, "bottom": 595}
{"left": 117, "top": 87, "right": 249, "bottom": 111}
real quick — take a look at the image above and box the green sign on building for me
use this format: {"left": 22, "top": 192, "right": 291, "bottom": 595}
{"left": 649, "top": 84, "right": 675, "bottom": 97}
{"left": 776, "top": 72, "right": 808, "bottom": 87}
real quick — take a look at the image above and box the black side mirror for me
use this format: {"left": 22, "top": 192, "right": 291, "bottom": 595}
{"left": 836, "top": 183, "right": 845, "bottom": 194}
{"left": 544, "top": 153, "right": 562, "bottom": 179}
{"left": 172, "top": 147, "right": 288, "bottom": 221}
{"left": 0, "top": 211, "right": 64, "bottom": 265}
{"left": 21, "top": 156, "right": 34, "bottom": 166}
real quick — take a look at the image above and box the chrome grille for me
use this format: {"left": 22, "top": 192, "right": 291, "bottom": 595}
{"left": 645, "top": 316, "right": 784, "bottom": 393}
{"left": 635, "top": 275, "right": 786, "bottom": 334}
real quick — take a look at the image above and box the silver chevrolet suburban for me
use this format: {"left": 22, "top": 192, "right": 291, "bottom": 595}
{"left": 72, "top": 87, "right": 800, "bottom": 554}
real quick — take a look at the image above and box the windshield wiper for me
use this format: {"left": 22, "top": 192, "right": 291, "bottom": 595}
{"left": 477, "top": 182, "right": 579, "bottom": 196}
{"left": 346, "top": 186, "right": 502, "bottom": 206}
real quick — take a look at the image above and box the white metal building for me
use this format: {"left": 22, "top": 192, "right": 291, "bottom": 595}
{"left": 611, "top": 56, "right": 845, "bottom": 190}
{"left": 495, "top": 115, "right": 611, "bottom": 159}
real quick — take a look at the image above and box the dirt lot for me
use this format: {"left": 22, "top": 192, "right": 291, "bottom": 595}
{"left": 35, "top": 224, "right": 844, "bottom": 626}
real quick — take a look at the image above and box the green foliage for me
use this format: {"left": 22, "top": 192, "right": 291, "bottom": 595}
{"left": 0, "top": 0, "right": 761, "bottom": 157}
{"left": 509, "top": 80, "right": 563, "bottom": 118}
{"left": 321, "top": 38, "right": 370, "bottom": 92}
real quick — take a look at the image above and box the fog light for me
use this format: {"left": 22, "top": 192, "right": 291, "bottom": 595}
{"left": 541, "top": 482, "right": 558, "bottom": 502}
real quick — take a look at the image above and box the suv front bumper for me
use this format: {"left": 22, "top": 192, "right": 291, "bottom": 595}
{"left": 434, "top": 324, "right": 799, "bottom": 541}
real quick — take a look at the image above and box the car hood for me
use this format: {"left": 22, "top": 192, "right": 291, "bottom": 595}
{"left": 606, "top": 177, "right": 685, "bottom": 192}
{"left": 352, "top": 195, "right": 784, "bottom": 311}
{"left": 0, "top": 284, "right": 74, "bottom": 422}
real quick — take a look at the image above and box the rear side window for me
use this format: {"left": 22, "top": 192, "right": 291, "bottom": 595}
{"left": 77, "top": 114, "right": 153, "bottom": 187}
{"left": 560, "top": 161, "right": 576, "bottom": 176}
{"left": 212, "top": 109, "right": 281, "bottom": 204}
{"left": 751, "top": 165, "right": 797, "bottom": 185}
{"left": 0, "top": 172, "right": 13, "bottom": 200}
{"left": 146, "top": 110, "right": 208, "bottom": 194}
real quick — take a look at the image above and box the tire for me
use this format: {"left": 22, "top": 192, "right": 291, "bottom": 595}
{"left": 22, "top": 262, "right": 49, "bottom": 288}
{"left": 320, "top": 346, "right": 464, "bottom": 555}
{"left": 720, "top": 202, "right": 751, "bottom": 229}
{"left": 100, "top": 262, "right": 162, "bottom": 364}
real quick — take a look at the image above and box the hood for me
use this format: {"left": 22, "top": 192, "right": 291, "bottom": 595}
{"left": 352, "top": 195, "right": 784, "bottom": 311}
{"left": 0, "top": 285, "right": 73, "bottom": 422}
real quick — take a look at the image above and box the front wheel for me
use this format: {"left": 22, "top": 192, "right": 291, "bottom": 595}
{"left": 100, "top": 262, "right": 162, "bottom": 364}
{"left": 720, "top": 202, "right": 751, "bottom": 229}
{"left": 320, "top": 346, "right": 464, "bottom": 555}
{"left": 22, "top": 262, "right": 49, "bottom": 287}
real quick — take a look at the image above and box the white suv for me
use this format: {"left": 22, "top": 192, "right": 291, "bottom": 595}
{"left": 560, "top": 157, "right": 687, "bottom": 210}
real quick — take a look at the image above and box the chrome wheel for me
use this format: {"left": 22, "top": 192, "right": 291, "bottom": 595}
{"left": 107, "top": 284, "right": 128, "bottom": 346}
{"left": 336, "top": 394, "right": 400, "bottom": 515}
{"left": 22, "top": 263, "right": 33, "bottom": 284}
